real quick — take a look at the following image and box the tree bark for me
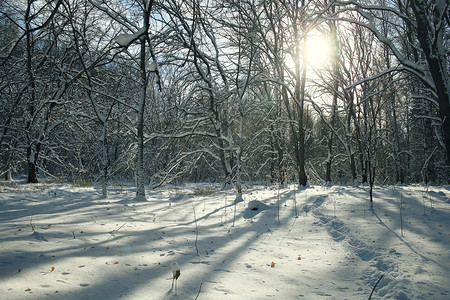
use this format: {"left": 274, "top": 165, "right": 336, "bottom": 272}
{"left": 326, "top": 13, "right": 339, "bottom": 185}
{"left": 411, "top": 0, "right": 450, "bottom": 165}
{"left": 136, "top": 35, "right": 147, "bottom": 199}
{"left": 25, "top": 1, "right": 38, "bottom": 184}
{"left": 294, "top": 28, "right": 307, "bottom": 187}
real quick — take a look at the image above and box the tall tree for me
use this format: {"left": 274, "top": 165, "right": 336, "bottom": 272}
{"left": 334, "top": 0, "right": 449, "bottom": 170}
{"left": 93, "top": 0, "right": 160, "bottom": 199}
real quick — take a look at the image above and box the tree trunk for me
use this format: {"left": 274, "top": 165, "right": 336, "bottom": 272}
{"left": 102, "top": 126, "right": 108, "bottom": 199}
{"left": 27, "top": 146, "right": 39, "bottom": 183}
{"left": 136, "top": 37, "right": 147, "bottom": 199}
{"left": 295, "top": 34, "right": 307, "bottom": 187}
{"left": 215, "top": 122, "right": 232, "bottom": 185}
{"left": 5, "top": 170, "right": 12, "bottom": 181}
{"left": 25, "top": 2, "right": 38, "bottom": 184}
{"left": 345, "top": 91, "right": 358, "bottom": 185}
{"left": 390, "top": 93, "right": 404, "bottom": 184}
{"left": 325, "top": 4, "right": 339, "bottom": 185}
{"left": 325, "top": 92, "right": 337, "bottom": 185}
{"left": 411, "top": 0, "right": 450, "bottom": 165}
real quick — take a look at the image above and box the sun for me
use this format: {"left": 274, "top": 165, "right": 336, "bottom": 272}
{"left": 304, "top": 33, "right": 333, "bottom": 70}
{"left": 284, "top": 31, "right": 334, "bottom": 73}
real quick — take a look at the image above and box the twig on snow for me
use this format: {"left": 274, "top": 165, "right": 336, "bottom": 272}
{"left": 368, "top": 274, "right": 384, "bottom": 300}
{"left": 30, "top": 215, "right": 35, "bottom": 232}
{"left": 106, "top": 223, "right": 126, "bottom": 241}
{"left": 171, "top": 262, "right": 181, "bottom": 295}
{"left": 194, "top": 282, "right": 203, "bottom": 300}
{"left": 193, "top": 206, "right": 199, "bottom": 255}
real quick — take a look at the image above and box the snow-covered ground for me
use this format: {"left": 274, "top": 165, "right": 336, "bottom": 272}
{"left": 0, "top": 180, "right": 449, "bottom": 299}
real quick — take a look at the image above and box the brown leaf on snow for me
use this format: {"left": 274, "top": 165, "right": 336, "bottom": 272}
{"left": 51, "top": 267, "right": 55, "bottom": 272}
{"left": 25, "top": 288, "right": 31, "bottom": 291}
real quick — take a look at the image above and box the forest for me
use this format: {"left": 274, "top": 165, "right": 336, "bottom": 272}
{"left": 1, "top": 1, "right": 449, "bottom": 299}
{"left": 1, "top": 1, "right": 449, "bottom": 195}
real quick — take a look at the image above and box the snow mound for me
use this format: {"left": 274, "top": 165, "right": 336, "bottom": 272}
{"left": 247, "top": 200, "right": 266, "bottom": 211}
{"left": 243, "top": 200, "right": 268, "bottom": 219}
{"left": 235, "top": 193, "right": 244, "bottom": 203}
{"left": 31, "top": 231, "right": 48, "bottom": 242}
{"left": 133, "top": 195, "right": 147, "bottom": 202}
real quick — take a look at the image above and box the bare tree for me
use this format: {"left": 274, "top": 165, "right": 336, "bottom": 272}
{"left": 91, "top": 0, "right": 160, "bottom": 199}
{"left": 333, "top": 0, "right": 449, "bottom": 171}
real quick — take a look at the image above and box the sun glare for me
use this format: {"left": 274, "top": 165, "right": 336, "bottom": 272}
{"left": 284, "top": 32, "right": 334, "bottom": 73}
{"left": 304, "top": 34, "right": 332, "bottom": 69}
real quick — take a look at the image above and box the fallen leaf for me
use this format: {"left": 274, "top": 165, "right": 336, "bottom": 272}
{"left": 18, "top": 269, "right": 21, "bottom": 273}
{"left": 114, "top": 261, "right": 119, "bottom": 264}
{"left": 297, "top": 256, "right": 302, "bottom": 260}
{"left": 18, "top": 229, "right": 22, "bottom": 231}
{"left": 25, "top": 288, "right": 31, "bottom": 292}
{"left": 51, "top": 267, "right": 55, "bottom": 272}
{"left": 105, "top": 262, "right": 109, "bottom": 264}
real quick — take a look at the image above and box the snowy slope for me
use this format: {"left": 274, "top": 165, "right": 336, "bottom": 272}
{"left": 0, "top": 181, "right": 449, "bottom": 299}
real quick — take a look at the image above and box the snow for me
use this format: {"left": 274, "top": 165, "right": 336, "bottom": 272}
{"left": 133, "top": 194, "right": 147, "bottom": 202}
{"left": 115, "top": 27, "right": 147, "bottom": 47}
{"left": 0, "top": 181, "right": 449, "bottom": 299}
{"left": 148, "top": 61, "right": 157, "bottom": 72}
